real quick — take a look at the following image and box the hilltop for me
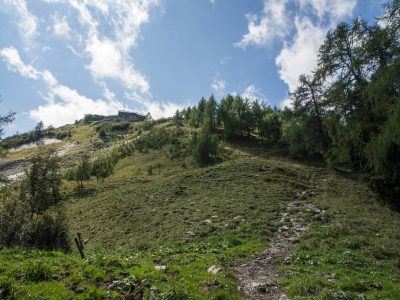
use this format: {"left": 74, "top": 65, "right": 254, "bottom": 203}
{"left": 0, "top": 117, "right": 399, "bottom": 299}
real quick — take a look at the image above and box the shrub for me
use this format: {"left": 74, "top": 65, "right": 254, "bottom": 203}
{"left": 134, "top": 127, "right": 183, "bottom": 153}
{"left": 166, "top": 137, "right": 188, "bottom": 160}
{"left": 110, "top": 120, "right": 131, "bottom": 132}
{"left": 0, "top": 199, "right": 70, "bottom": 251}
{"left": 95, "top": 120, "right": 131, "bottom": 141}
{"left": 0, "top": 197, "right": 29, "bottom": 248}
{"left": 65, "top": 143, "right": 135, "bottom": 184}
{"left": 20, "top": 208, "right": 70, "bottom": 251}
{"left": 0, "top": 276, "right": 14, "bottom": 299}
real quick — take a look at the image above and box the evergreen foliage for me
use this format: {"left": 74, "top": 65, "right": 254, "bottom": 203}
{"left": 19, "top": 150, "right": 62, "bottom": 215}
{"left": 191, "top": 121, "right": 220, "bottom": 166}
{"left": 178, "top": 1, "right": 400, "bottom": 203}
{"left": 0, "top": 98, "right": 15, "bottom": 158}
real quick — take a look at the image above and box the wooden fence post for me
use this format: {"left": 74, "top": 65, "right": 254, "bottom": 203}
{"left": 74, "top": 232, "right": 85, "bottom": 259}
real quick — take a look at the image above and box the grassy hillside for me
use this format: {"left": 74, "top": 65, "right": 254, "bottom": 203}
{"left": 1, "top": 120, "right": 399, "bottom": 299}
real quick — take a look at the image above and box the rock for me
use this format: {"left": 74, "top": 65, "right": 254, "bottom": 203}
{"left": 283, "top": 256, "right": 291, "bottom": 264}
{"left": 300, "top": 191, "right": 308, "bottom": 200}
{"left": 207, "top": 265, "right": 221, "bottom": 275}
{"left": 185, "top": 231, "right": 197, "bottom": 238}
{"left": 369, "top": 282, "right": 383, "bottom": 290}
{"left": 280, "top": 225, "right": 289, "bottom": 231}
{"left": 257, "top": 283, "right": 268, "bottom": 293}
{"left": 155, "top": 265, "right": 166, "bottom": 271}
{"left": 203, "top": 219, "right": 212, "bottom": 224}
{"left": 325, "top": 273, "right": 336, "bottom": 282}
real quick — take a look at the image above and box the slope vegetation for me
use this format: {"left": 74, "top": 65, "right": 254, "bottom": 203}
{"left": 0, "top": 120, "right": 399, "bottom": 299}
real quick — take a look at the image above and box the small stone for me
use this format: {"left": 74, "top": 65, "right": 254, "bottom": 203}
{"left": 207, "top": 265, "right": 221, "bottom": 275}
{"left": 185, "top": 231, "right": 197, "bottom": 237}
{"left": 369, "top": 282, "right": 383, "bottom": 290}
{"left": 203, "top": 219, "right": 212, "bottom": 224}
{"left": 283, "top": 256, "right": 291, "bottom": 264}
{"left": 257, "top": 283, "right": 268, "bottom": 293}
{"left": 155, "top": 265, "right": 166, "bottom": 271}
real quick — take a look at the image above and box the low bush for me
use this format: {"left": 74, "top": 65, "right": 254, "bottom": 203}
{"left": 134, "top": 127, "right": 183, "bottom": 153}
{"left": 0, "top": 199, "right": 70, "bottom": 251}
{"left": 0, "top": 276, "right": 14, "bottom": 299}
{"left": 0, "top": 198, "right": 70, "bottom": 251}
{"left": 20, "top": 209, "right": 70, "bottom": 251}
{"left": 95, "top": 120, "right": 131, "bottom": 140}
{"left": 0, "top": 197, "right": 29, "bottom": 248}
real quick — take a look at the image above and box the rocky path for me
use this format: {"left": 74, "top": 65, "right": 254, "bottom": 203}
{"left": 234, "top": 185, "right": 325, "bottom": 299}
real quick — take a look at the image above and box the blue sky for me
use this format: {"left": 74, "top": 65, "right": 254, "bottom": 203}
{"left": 0, "top": 0, "right": 383, "bottom": 136}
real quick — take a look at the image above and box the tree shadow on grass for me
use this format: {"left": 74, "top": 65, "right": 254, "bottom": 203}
{"left": 225, "top": 135, "right": 325, "bottom": 169}
{"left": 69, "top": 187, "right": 97, "bottom": 199}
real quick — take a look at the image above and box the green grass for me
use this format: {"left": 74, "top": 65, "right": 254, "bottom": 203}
{"left": 66, "top": 152, "right": 317, "bottom": 252}
{"left": 1, "top": 120, "right": 400, "bottom": 299}
{"left": 283, "top": 174, "right": 400, "bottom": 299}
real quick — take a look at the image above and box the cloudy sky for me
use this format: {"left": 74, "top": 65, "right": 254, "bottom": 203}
{"left": 0, "top": 0, "right": 383, "bottom": 136}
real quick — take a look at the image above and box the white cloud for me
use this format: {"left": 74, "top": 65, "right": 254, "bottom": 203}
{"left": 276, "top": 17, "right": 326, "bottom": 91}
{"left": 0, "top": 46, "right": 123, "bottom": 127}
{"left": 280, "top": 97, "right": 292, "bottom": 108}
{"left": 298, "top": 0, "right": 357, "bottom": 22}
{"left": 142, "top": 101, "right": 184, "bottom": 120}
{"left": 0, "top": 47, "right": 39, "bottom": 79}
{"left": 51, "top": 14, "right": 71, "bottom": 38}
{"left": 4, "top": 0, "right": 38, "bottom": 44}
{"left": 124, "top": 91, "right": 183, "bottom": 119}
{"left": 30, "top": 85, "right": 122, "bottom": 127}
{"left": 85, "top": 35, "right": 149, "bottom": 93}
{"left": 63, "top": 0, "right": 157, "bottom": 94}
{"left": 235, "top": 0, "right": 289, "bottom": 48}
{"left": 241, "top": 84, "right": 266, "bottom": 102}
{"left": 211, "top": 79, "right": 226, "bottom": 94}
{"left": 2, "top": 1, "right": 183, "bottom": 124}
{"left": 237, "top": 0, "right": 358, "bottom": 107}
{"left": 39, "top": 0, "right": 158, "bottom": 95}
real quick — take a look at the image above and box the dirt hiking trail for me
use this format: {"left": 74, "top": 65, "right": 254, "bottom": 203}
{"left": 234, "top": 179, "right": 325, "bottom": 299}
